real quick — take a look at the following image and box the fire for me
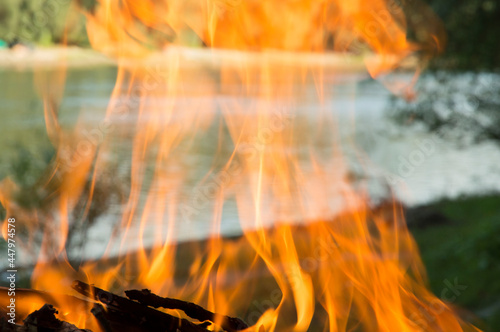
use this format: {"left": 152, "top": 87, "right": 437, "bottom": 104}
{"left": 0, "top": 0, "right": 480, "bottom": 331}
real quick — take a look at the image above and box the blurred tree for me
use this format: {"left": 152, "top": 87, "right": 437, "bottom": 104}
{"left": 425, "top": 0, "right": 500, "bottom": 69}
{"left": 389, "top": 72, "right": 500, "bottom": 144}
{"left": 0, "top": 0, "right": 91, "bottom": 46}
{"left": 0, "top": 0, "right": 498, "bottom": 69}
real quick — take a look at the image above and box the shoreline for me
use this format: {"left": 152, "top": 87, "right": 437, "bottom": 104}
{"left": 0, "top": 45, "right": 370, "bottom": 71}
{"left": 0, "top": 46, "right": 113, "bottom": 69}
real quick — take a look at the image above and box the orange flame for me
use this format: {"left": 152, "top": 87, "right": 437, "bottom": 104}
{"left": 0, "top": 0, "right": 479, "bottom": 331}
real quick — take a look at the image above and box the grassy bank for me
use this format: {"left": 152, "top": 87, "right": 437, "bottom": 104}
{"left": 407, "top": 195, "right": 500, "bottom": 331}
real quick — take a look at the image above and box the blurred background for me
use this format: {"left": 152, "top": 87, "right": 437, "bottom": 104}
{"left": 0, "top": 0, "right": 499, "bottom": 330}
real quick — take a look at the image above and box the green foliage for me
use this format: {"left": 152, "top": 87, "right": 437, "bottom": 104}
{"left": 0, "top": 0, "right": 90, "bottom": 46}
{"left": 425, "top": 0, "right": 500, "bottom": 69}
{"left": 4, "top": 145, "right": 55, "bottom": 210}
{"left": 0, "top": 0, "right": 498, "bottom": 69}
{"left": 410, "top": 195, "right": 500, "bottom": 331}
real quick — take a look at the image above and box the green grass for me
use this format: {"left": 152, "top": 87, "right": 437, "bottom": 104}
{"left": 409, "top": 195, "right": 500, "bottom": 331}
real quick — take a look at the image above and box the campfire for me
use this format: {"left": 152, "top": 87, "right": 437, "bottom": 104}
{"left": 0, "top": 0, "right": 481, "bottom": 331}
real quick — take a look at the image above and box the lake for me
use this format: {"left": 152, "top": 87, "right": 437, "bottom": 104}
{"left": 1, "top": 50, "right": 500, "bottom": 260}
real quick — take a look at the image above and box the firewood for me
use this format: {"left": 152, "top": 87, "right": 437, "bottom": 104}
{"left": 90, "top": 304, "right": 113, "bottom": 332}
{"left": 0, "top": 303, "right": 91, "bottom": 332}
{"left": 0, "top": 287, "right": 94, "bottom": 332}
{"left": 1, "top": 282, "right": 248, "bottom": 332}
{"left": 125, "top": 289, "right": 249, "bottom": 332}
{"left": 23, "top": 304, "right": 91, "bottom": 332}
{"left": 72, "top": 280, "right": 211, "bottom": 332}
{"left": 0, "top": 316, "right": 17, "bottom": 332}
{"left": 0, "top": 285, "right": 207, "bottom": 332}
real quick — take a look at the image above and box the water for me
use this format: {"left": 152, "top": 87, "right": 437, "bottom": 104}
{"left": 1, "top": 63, "right": 500, "bottom": 261}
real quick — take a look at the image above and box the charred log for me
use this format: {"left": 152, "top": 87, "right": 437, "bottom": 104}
{"left": 72, "top": 280, "right": 212, "bottom": 332}
{"left": 125, "top": 289, "right": 249, "bottom": 332}
{"left": 1, "top": 282, "right": 249, "bottom": 332}
{"left": 0, "top": 303, "right": 90, "bottom": 332}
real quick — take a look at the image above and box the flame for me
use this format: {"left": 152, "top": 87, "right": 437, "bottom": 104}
{"left": 0, "top": 0, "right": 480, "bottom": 331}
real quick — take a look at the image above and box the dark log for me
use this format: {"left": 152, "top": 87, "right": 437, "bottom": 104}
{"left": 22, "top": 304, "right": 91, "bottom": 332}
{"left": 0, "top": 316, "right": 18, "bottom": 332}
{"left": 0, "top": 303, "right": 91, "bottom": 332}
{"left": 125, "top": 289, "right": 249, "bottom": 332}
{"left": 72, "top": 280, "right": 211, "bottom": 332}
{"left": 90, "top": 304, "right": 113, "bottom": 332}
{"left": 1, "top": 282, "right": 249, "bottom": 332}
{"left": 0, "top": 287, "right": 95, "bottom": 332}
{"left": 1, "top": 285, "right": 206, "bottom": 332}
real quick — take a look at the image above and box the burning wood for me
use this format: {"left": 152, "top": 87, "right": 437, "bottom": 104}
{"left": 73, "top": 281, "right": 213, "bottom": 332}
{"left": 124, "top": 289, "right": 249, "bottom": 331}
{"left": 72, "top": 280, "right": 249, "bottom": 332}
{"left": 1, "top": 282, "right": 249, "bottom": 332}
{"left": 1, "top": 304, "right": 90, "bottom": 332}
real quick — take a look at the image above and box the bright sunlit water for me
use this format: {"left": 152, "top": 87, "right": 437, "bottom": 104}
{"left": 1, "top": 63, "right": 500, "bottom": 261}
